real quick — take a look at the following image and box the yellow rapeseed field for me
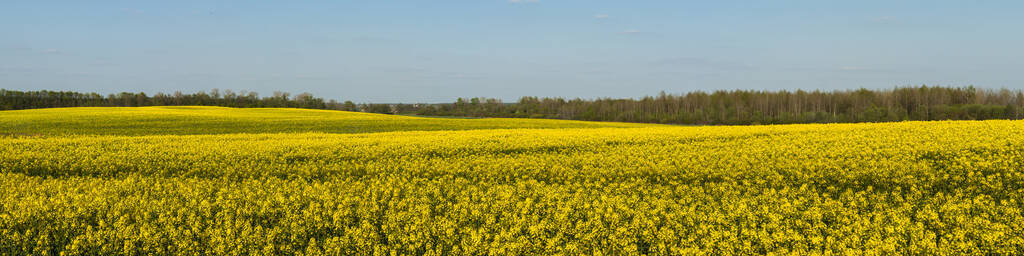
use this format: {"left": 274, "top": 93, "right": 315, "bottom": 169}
{"left": 0, "top": 106, "right": 646, "bottom": 136}
{"left": 1, "top": 107, "right": 1022, "bottom": 255}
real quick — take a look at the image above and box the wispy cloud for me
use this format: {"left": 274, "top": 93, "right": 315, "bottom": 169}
{"left": 839, "top": 66, "right": 871, "bottom": 71}
{"left": 870, "top": 16, "right": 893, "bottom": 23}
{"left": 0, "top": 65, "right": 38, "bottom": 73}
{"left": 508, "top": 0, "right": 539, "bottom": 4}
{"left": 63, "top": 71, "right": 97, "bottom": 77}
{"left": 190, "top": 10, "right": 215, "bottom": 15}
{"left": 41, "top": 49, "right": 62, "bottom": 54}
{"left": 652, "top": 57, "right": 714, "bottom": 66}
{"left": 120, "top": 8, "right": 144, "bottom": 14}
{"left": 292, "top": 74, "right": 335, "bottom": 80}
{"left": 619, "top": 29, "right": 643, "bottom": 35}
{"left": 594, "top": 14, "right": 609, "bottom": 19}
{"left": 650, "top": 57, "right": 755, "bottom": 71}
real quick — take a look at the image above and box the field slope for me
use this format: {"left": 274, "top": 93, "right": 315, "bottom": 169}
{"left": 1, "top": 107, "right": 1023, "bottom": 255}
{"left": 0, "top": 106, "right": 649, "bottom": 136}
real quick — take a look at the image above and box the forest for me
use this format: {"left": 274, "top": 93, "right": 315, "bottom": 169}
{"left": 0, "top": 89, "right": 344, "bottom": 111}
{"left": 3, "top": 86, "right": 1022, "bottom": 125}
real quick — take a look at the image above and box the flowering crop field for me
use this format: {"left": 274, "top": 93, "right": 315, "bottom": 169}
{"left": 1, "top": 107, "right": 1023, "bottom": 255}
{"left": 0, "top": 106, "right": 646, "bottom": 136}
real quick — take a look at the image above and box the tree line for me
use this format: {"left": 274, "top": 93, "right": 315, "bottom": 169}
{"left": 0, "top": 89, "right": 361, "bottom": 112}
{"left": 411, "top": 86, "right": 1024, "bottom": 125}
{"left": 3, "top": 86, "right": 1023, "bottom": 125}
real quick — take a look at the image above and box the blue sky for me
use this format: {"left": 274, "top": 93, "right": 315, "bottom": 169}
{"left": 2, "top": 1, "right": 1022, "bottom": 102}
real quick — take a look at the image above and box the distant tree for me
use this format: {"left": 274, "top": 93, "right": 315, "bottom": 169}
{"left": 342, "top": 101, "right": 358, "bottom": 111}
{"left": 365, "top": 104, "right": 393, "bottom": 114}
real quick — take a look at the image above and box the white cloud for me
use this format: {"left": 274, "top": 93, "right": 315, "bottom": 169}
{"left": 594, "top": 14, "right": 609, "bottom": 19}
{"left": 508, "top": 0, "right": 539, "bottom": 3}
{"left": 619, "top": 29, "right": 642, "bottom": 34}
{"left": 41, "top": 49, "right": 62, "bottom": 54}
